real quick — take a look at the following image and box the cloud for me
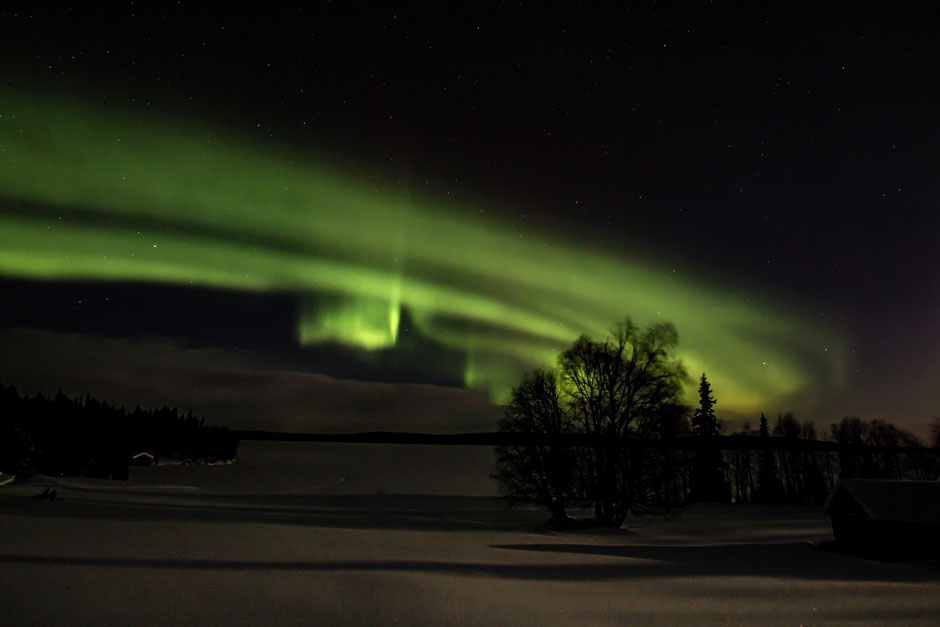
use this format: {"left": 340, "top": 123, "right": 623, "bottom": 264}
{"left": 0, "top": 329, "right": 502, "bottom": 433}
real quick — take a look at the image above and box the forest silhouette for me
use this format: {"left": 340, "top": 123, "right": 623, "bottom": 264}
{"left": 493, "top": 318, "right": 940, "bottom": 524}
{"left": 0, "top": 382, "right": 238, "bottom": 480}
{"left": 2, "top": 312, "right": 938, "bottom": 516}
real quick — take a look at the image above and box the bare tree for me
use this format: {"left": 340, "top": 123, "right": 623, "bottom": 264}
{"left": 493, "top": 318, "right": 688, "bottom": 527}
{"left": 558, "top": 319, "right": 687, "bottom": 527}
{"left": 492, "top": 369, "right": 576, "bottom": 522}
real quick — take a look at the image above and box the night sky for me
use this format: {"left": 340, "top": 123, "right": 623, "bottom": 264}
{"left": 0, "top": 5, "right": 937, "bottom": 436}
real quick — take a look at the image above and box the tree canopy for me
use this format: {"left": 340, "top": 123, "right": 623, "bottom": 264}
{"left": 494, "top": 318, "right": 688, "bottom": 526}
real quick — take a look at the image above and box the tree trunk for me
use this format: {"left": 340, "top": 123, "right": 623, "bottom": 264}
{"left": 549, "top": 501, "right": 569, "bottom": 524}
{"left": 611, "top": 503, "right": 629, "bottom": 528}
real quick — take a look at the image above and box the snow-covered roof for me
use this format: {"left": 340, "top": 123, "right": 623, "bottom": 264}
{"left": 824, "top": 479, "right": 940, "bottom": 524}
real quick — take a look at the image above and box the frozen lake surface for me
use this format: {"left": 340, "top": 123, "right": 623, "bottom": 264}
{"left": 128, "top": 440, "right": 501, "bottom": 496}
{"left": 2, "top": 442, "right": 938, "bottom": 625}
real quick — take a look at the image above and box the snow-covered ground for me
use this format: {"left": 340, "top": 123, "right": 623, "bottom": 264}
{"left": 1, "top": 442, "right": 937, "bottom": 625}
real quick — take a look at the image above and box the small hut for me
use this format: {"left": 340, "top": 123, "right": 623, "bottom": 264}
{"left": 129, "top": 451, "right": 155, "bottom": 467}
{"left": 824, "top": 479, "right": 940, "bottom": 553}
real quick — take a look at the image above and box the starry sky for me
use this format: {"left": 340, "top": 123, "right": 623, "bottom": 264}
{"left": 0, "top": 4, "right": 937, "bottom": 437}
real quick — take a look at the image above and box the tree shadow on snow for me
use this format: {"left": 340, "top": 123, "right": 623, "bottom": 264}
{"left": 0, "top": 493, "right": 547, "bottom": 532}
{"left": 489, "top": 542, "right": 940, "bottom": 582}
{"left": 0, "top": 542, "right": 937, "bottom": 583}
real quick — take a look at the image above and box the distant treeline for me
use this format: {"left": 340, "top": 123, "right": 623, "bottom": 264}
{"left": 237, "top": 413, "right": 940, "bottom": 508}
{"left": 502, "top": 413, "right": 940, "bottom": 507}
{"left": 0, "top": 382, "right": 238, "bottom": 480}
{"left": 717, "top": 413, "right": 940, "bottom": 505}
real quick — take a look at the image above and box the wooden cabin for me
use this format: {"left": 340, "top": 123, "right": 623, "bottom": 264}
{"left": 824, "top": 479, "right": 940, "bottom": 553}
{"left": 129, "top": 451, "right": 155, "bottom": 467}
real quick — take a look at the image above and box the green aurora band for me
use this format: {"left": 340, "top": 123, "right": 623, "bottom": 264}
{"left": 0, "top": 93, "right": 845, "bottom": 413}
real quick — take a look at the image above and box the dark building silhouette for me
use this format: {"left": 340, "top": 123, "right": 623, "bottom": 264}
{"left": 824, "top": 479, "right": 940, "bottom": 555}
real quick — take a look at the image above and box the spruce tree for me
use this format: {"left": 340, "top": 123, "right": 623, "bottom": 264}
{"left": 692, "top": 373, "right": 720, "bottom": 437}
{"left": 754, "top": 412, "right": 783, "bottom": 502}
{"left": 690, "top": 373, "right": 728, "bottom": 501}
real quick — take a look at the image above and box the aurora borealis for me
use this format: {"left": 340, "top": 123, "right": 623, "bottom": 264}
{"left": 0, "top": 91, "right": 841, "bottom": 414}
{"left": 0, "top": 5, "right": 937, "bottom": 435}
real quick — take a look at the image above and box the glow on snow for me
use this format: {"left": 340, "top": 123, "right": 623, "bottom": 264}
{"left": 0, "top": 92, "right": 845, "bottom": 413}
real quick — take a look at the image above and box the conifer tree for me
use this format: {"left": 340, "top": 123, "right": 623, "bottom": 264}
{"left": 692, "top": 373, "right": 720, "bottom": 437}
{"left": 754, "top": 412, "right": 783, "bottom": 502}
{"left": 689, "top": 373, "right": 728, "bottom": 501}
